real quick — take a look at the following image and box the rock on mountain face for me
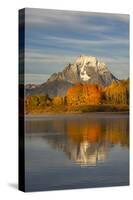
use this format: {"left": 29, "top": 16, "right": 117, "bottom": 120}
{"left": 26, "top": 55, "right": 118, "bottom": 97}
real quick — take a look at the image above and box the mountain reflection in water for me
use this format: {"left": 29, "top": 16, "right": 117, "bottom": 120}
{"left": 26, "top": 115, "right": 129, "bottom": 167}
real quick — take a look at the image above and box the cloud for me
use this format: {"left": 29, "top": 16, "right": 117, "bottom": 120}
{"left": 25, "top": 50, "right": 75, "bottom": 64}
{"left": 25, "top": 8, "right": 129, "bottom": 39}
{"left": 98, "top": 56, "right": 129, "bottom": 66}
{"left": 35, "top": 35, "right": 129, "bottom": 47}
{"left": 25, "top": 8, "right": 129, "bottom": 26}
{"left": 97, "top": 56, "right": 129, "bottom": 79}
{"left": 23, "top": 8, "right": 129, "bottom": 82}
{"left": 25, "top": 73, "right": 50, "bottom": 84}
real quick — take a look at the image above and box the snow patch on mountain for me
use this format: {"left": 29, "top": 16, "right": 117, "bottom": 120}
{"left": 80, "top": 57, "right": 91, "bottom": 81}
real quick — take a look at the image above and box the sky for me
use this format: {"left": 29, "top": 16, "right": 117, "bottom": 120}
{"left": 24, "top": 8, "right": 129, "bottom": 84}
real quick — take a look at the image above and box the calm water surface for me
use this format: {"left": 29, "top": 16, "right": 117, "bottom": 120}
{"left": 25, "top": 113, "right": 129, "bottom": 191}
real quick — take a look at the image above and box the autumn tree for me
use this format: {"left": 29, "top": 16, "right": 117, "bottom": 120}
{"left": 66, "top": 83, "right": 83, "bottom": 106}
{"left": 25, "top": 94, "right": 52, "bottom": 113}
{"left": 66, "top": 83, "right": 102, "bottom": 106}
{"left": 52, "top": 96, "right": 63, "bottom": 106}
{"left": 104, "top": 79, "right": 129, "bottom": 105}
{"left": 82, "top": 84, "right": 102, "bottom": 104}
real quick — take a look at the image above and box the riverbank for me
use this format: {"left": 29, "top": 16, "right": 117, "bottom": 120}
{"left": 26, "top": 111, "right": 129, "bottom": 121}
{"left": 26, "top": 104, "right": 129, "bottom": 115}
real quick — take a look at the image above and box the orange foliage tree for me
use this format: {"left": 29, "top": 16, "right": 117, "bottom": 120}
{"left": 66, "top": 83, "right": 102, "bottom": 106}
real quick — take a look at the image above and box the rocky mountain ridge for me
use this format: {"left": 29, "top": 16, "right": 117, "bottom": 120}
{"left": 47, "top": 55, "right": 117, "bottom": 86}
{"left": 26, "top": 55, "right": 118, "bottom": 97}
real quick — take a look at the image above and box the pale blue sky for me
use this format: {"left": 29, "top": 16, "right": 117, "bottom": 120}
{"left": 24, "top": 8, "right": 129, "bottom": 84}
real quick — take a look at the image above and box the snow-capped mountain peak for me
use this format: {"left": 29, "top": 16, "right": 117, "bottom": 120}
{"left": 47, "top": 55, "right": 117, "bottom": 87}
{"left": 27, "top": 55, "right": 118, "bottom": 97}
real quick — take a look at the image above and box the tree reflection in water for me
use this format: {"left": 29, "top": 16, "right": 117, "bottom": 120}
{"left": 26, "top": 115, "right": 129, "bottom": 167}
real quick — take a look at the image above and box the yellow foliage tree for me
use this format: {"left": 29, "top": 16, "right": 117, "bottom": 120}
{"left": 52, "top": 96, "right": 63, "bottom": 106}
{"left": 104, "top": 80, "right": 129, "bottom": 105}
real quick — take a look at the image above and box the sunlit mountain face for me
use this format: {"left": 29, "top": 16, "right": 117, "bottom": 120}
{"left": 26, "top": 114, "right": 129, "bottom": 167}
{"left": 26, "top": 55, "right": 118, "bottom": 97}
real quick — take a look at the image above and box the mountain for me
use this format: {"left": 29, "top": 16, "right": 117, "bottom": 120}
{"left": 26, "top": 55, "right": 118, "bottom": 97}
{"left": 47, "top": 55, "right": 117, "bottom": 85}
{"left": 25, "top": 84, "right": 39, "bottom": 89}
{"left": 27, "top": 80, "right": 73, "bottom": 97}
{"left": 25, "top": 84, "right": 40, "bottom": 96}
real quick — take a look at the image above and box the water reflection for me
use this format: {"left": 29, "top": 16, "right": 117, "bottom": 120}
{"left": 26, "top": 115, "right": 129, "bottom": 167}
